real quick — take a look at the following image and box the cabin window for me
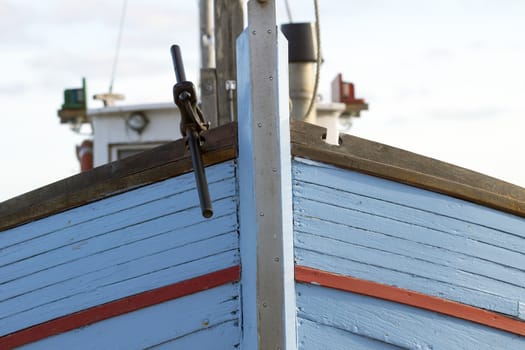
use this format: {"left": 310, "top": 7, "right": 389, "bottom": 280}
{"left": 109, "top": 142, "right": 168, "bottom": 162}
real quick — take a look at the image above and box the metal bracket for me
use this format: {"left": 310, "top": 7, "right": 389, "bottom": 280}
{"left": 170, "top": 45, "right": 213, "bottom": 218}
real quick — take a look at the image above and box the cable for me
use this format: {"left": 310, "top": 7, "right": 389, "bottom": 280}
{"left": 284, "top": 0, "right": 293, "bottom": 23}
{"left": 304, "top": 0, "right": 321, "bottom": 120}
{"left": 109, "top": 0, "right": 128, "bottom": 93}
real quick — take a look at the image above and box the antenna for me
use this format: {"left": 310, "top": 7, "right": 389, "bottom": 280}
{"left": 109, "top": 0, "right": 128, "bottom": 93}
{"left": 94, "top": 0, "right": 127, "bottom": 107}
{"left": 284, "top": 0, "right": 293, "bottom": 22}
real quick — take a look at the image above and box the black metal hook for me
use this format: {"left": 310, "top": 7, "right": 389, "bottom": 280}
{"left": 171, "top": 45, "right": 213, "bottom": 218}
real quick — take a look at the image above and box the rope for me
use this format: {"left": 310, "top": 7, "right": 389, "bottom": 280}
{"left": 109, "top": 0, "right": 128, "bottom": 93}
{"left": 303, "top": 0, "right": 321, "bottom": 120}
{"left": 284, "top": 0, "right": 293, "bottom": 23}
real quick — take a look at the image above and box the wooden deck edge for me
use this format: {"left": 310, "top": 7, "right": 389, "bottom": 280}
{"left": 0, "top": 265, "right": 241, "bottom": 349}
{"left": 291, "top": 120, "right": 525, "bottom": 218}
{"left": 4, "top": 120, "right": 524, "bottom": 230}
{"left": 0, "top": 123, "right": 238, "bottom": 232}
{"left": 295, "top": 265, "right": 525, "bottom": 337}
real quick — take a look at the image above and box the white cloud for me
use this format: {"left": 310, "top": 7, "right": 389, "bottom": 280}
{"left": 2, "top": 0, "right": 525, "bottom": 202}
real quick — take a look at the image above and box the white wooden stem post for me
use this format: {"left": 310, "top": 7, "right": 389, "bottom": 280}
{"left": 237, "top": 0, "right": 296, "bottom": 349}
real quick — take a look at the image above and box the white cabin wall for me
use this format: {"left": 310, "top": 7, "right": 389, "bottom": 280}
{"left": 89, "top": 104, "right": 181, "bottom": 166}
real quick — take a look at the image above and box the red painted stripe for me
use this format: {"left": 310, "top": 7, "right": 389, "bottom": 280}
{"left": 0, "top": 266, "right": 240, "bottom": 349}
{"left": 295, "top": 265, "right": 525, "bottom": 337}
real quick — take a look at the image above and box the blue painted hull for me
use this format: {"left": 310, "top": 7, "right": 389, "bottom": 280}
{"left": 293, "top": 157, "right": 525, "bottom": 349}
{"left": 0, "top": 161, "right": 241, "bottom": 349}
{"left": 2, "top": 153, "right": 525, "bottom": 349}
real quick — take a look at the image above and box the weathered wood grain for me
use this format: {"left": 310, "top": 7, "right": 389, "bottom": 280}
{"left": 293, "top": 191, "right": 525, "bottom": 280}
{"left": 297, "top": 283, "right": 525, "bottom": 349}
{"left": 3, "top": 267, "right": 239, "bottom": 349}
{"left": 0, "top": 166, "right": 236, "bottom": 276}
{"left": 291, "top": 120, "right": 525, "bottom": 218}
{"left": 295, "top": 216, "right": 525, "bottom": 289}
{"left": 1, "top": 248, "right": 238, "bottom": 337}
{"left": 148, "top": 320, "right": 241, "bottom": 349}
{"left": 293, "top": 158, "right": 525, "bottom": 238}
{"left": 1, "top": 215, "right": 236, "bottom": 300}
{"left": 0, "top": 122, "right": 238, "bottom": 231}
{"left": 296, "top": 265, "right": 525, "bottom": 337}
{"left": 298, "top": 318, "right": 402, "bottom": 350}
{"left": 17, "top": 284, "right": 240, "bottom": 350}
{"left": 1, "top": 162, "right": 236, "bottom": 249}
{"left": 296, "top": 231, "right": 525, "bottom": 298}
{"left": 0, "top": 231, "right": 238, "bottom": 320}
{"left": 293, "top": 158, "right": 525, "bottom": 318}
{"left": 295, "top": 249, "right": 518, "bottom": 317}
{"left": 0, "top": 162, "right": 239, "bottom": 337}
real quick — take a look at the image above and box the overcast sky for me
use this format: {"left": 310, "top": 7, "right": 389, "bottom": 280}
{"left": 1, "top": 0, "right": 524, "bottom": 202}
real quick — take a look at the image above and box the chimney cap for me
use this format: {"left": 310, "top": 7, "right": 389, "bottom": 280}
{"left": 281, "top": 22, "right": 317, "bottom": 63}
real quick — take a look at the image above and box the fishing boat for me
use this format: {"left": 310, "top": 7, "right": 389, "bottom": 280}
{"left": 2, "top": 1, "right": 525, "bottom": 349}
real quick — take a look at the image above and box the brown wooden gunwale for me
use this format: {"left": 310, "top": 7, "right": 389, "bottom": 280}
{"left": 2, "top": 120, "right": 525, "bottom": 232}
{"left": 291, "top": 120, "right": 525, "bottom": 219}
{"left": 0, "top": 122, "right": 238, "bottom": 232}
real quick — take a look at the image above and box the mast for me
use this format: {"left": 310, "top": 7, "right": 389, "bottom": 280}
{"left": 214, "top": 0, "right": 243, "bottom": 125}
{"left": 199, "top": 0, "right": 243, "bottom": 128}
{"left": 199, "top": 0, "right": 215, "bottom": 69}
{"left": 198, "top": 0, "right": 219, "bottom": 127}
